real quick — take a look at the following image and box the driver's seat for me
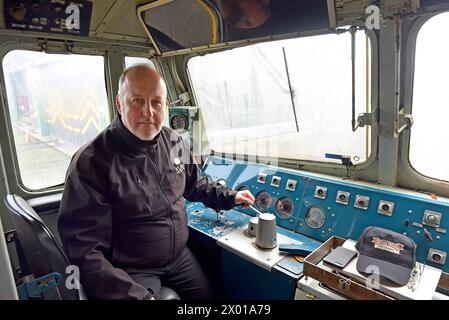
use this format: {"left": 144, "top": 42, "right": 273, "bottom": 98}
{"left": 4, "top": 194, "right": 179, "bottom": 300}
{"left": 5, "top": 194, "right": 82, "bottom": 300}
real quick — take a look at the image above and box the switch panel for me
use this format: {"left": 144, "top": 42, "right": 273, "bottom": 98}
{"left": 422, "top": 210, "right": 442, "bottom": 228}
{"left": 354, "top": 195, "right": 370, "bottom": 210}
{"left": 336, "top": 191, "right": 350, "bottom": 205}
{"left": 314, "top": 186, "right": 327, "bottom": 199}
{"left": 377, "top": 200, "right": 395, "bottom": 216}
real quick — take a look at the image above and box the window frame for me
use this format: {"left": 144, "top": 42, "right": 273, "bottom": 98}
{"left": 185, "top": 26, "right": 380, "bottom": 180}
{"left": 398, "top": 11, "right": 449, "bottom": 197}
{"left": 0, "top": 40, "right": 116, "bottom": 197}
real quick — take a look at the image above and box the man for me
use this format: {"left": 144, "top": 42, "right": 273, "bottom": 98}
{"left": 216, "top": 0, "right": 272, "bottom": 29}
{"left": 58, "top": 64, "right": 255, "bottom": 300}
{"left": 216, "top": 0, "right": 328, "bottom": 42}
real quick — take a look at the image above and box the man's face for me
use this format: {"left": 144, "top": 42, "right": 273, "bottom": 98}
{"left": 218, "top": 0, "right": 271, "bottom": 29}
{"left": 116, "top": 68, "right": 167, "bottom": 141}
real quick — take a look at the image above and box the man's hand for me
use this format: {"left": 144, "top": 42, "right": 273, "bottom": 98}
{"left": 235, "top": 190, "right": 255, "bottom": 208}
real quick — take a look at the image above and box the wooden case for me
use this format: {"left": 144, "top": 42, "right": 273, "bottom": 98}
{"left": 303, "top": 236, "right": 449, "bottom": 300}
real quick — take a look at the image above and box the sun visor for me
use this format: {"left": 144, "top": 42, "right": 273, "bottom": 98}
{"left": 137, "top": 0, "right": 336, "bottom": 56}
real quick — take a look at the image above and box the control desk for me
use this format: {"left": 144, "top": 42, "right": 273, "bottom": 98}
{"left": 185, "top": 156, "right": 449, "bottom": 299}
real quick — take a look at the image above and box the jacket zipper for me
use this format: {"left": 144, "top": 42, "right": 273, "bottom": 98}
{"left": 135, "top": 172, "right": 151, "bottom": 213}
{"left": 148, "top": 151, "right": 176, "bottom": 262}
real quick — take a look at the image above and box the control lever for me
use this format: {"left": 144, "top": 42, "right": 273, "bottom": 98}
{"left": 248, "top": 205, "right": 263, "bottom": 217}
{"left": 423, "top": 228, "right": 433, "bottom": 242}
{"left": 214, "top": 209, "right": 224, "bottom": 222}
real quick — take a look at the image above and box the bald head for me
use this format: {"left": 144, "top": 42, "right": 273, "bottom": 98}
{"left": 118, "top": 64, "right": 166, "bottom": 98}
{"left": 116, "top": 64, "right": 168, "bottom": 141}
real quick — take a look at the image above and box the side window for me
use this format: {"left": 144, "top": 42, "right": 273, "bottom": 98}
{"left": 410, "top": 12, "right": 449, "bottom": 182}
{"left": 125, "top": 56, "right": 154, "bottom": 69}
{"left": 2, "top": 50, "right": 110, "bottom": 190}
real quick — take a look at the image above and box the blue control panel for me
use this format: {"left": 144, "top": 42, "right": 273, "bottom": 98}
{"left": 186, "top": 202, "right": 251, "bottom": 239}
{"left": 186, "top": 201, "right": 321, "bottom": 278}
{"left": 201, "top": 156, "right": 449, "bottom": 273}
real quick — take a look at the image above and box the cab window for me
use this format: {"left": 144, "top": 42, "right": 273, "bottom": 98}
{"left": 2, "top": 50, "right": 110, "bottom": 190}
{"left": 188, "top": 30, "right": 371, "bottom": 164}
{"left": 410, "top": 12, "right": 449, "bottom": 182}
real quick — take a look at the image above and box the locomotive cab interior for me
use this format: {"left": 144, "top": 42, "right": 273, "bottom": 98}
{"left": 1, "top": 0, "right": 449, "bottom": 301}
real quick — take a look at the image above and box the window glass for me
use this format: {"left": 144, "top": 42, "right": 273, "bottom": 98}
{"left": 125, "top": 56, "right": 154, "bottom": 69}
{"left": 2, "top": 50, "right": 110, "bottom": 190}
{"left": 188, "top": 30, "right": 371, "bottom": 163}
{"left": 410, "top": 12, "right": 449, "bottom": 182}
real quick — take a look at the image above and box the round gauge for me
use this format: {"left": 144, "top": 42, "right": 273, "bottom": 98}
{"left": 275, "top": 197, "right": 294, "bottom": 219}
{"left": 217, "top": 179, "right": 227, "bottom": 188}
{"left": 304, "top": 206, "right": 326, "bottom": 229}
{"left": 170, "top": 113, "right": 188, "bottom": 132}
{"left": 255, "top": 191, "right": 272, "bottom": 212}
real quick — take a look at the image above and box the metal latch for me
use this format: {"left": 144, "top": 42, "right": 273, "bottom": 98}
{"left": 338, "top": 278, "right": 352, "bottom": 291}
{"left": 39, "top": 40, "right": 74, "bottom": 54}
{"left": 395, "top": 110, "right": 414, "bottom": 137}
{"left": 354, "top": 112, "right": 375, "bottom": 131}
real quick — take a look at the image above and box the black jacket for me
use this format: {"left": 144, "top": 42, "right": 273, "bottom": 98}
{"left": 58, "top": 116, "right": 237, "bottom": 300}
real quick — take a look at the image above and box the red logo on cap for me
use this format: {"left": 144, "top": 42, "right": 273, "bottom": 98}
{"left": 372, "top": 237, "right": 404, "bottom": 254}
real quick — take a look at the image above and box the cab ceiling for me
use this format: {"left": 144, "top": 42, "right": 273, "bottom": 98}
{"left": 0, "top": 0, "right": 155, "bottom": 45}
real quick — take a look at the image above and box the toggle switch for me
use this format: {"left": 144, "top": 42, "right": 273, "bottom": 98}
{"left": 314, "top": 186, "right": 327, "bottom": 199}
{"left": 427, "top": 248, "right": 447, "bottom": 265}
{"left": 377, "top": 200, "right": 394, "bottom": 216}
{"left": 422, "top": 210, "right": 442, "bottom": 228}
{"left": 336, "top": 191, "right": 350, "bottom": 205}
{"left": 354, "top": 195, "right": 370, "bottom": 210}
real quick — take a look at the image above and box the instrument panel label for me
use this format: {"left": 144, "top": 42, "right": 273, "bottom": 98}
{"left": 4, "top": 0, "right": 92, "bottom": 36}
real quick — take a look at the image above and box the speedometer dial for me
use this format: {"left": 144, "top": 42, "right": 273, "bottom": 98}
{"left": 275, "top": 197, "right": 294, "bottom": 219}
{"left": 170, "top": 113, "right": 188, "bottom": 132}
{"left": 255, "top": 191, "right": 272, "bottom": 212}
{"left": 304, "top": 206, "right": 326, "bottom": 229}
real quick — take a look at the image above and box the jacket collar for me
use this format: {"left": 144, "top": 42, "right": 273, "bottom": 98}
{"left": 112, "top": 116, "right": 160, "bottom": 155}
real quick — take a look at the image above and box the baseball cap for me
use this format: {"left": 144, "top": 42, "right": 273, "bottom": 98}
{"left": 355, "top": 226, "right": 417, "bottom": 286}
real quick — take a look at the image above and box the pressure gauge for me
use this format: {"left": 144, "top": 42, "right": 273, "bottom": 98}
{"left": 275, "top": 197, "right": 294, "bottom": 219}
{"left": 255, "top": 191, "right": 272, "bottom": 212}
{"left": 170, "top": 113, "right": 188, "bottom": 132}
{"left": 305, "top": 206, "right": 326, "bottom": 229}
